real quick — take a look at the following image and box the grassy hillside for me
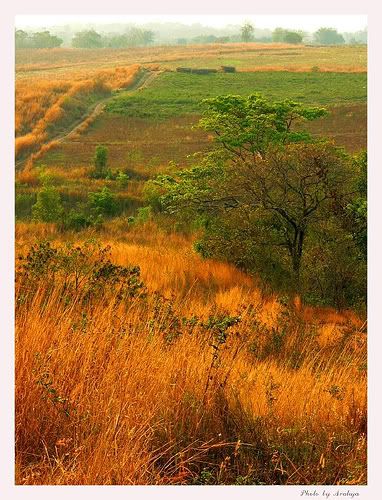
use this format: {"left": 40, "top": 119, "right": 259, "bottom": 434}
{"left": 15, "top": 225, "right": 366, "bottom": 485}
{"left": 15, "top": 43, "right": 367, "bottom": 485}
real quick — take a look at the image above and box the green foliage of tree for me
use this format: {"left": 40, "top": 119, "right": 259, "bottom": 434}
{"left": 272, "top": 28, "right": 285, "bottom": 42}
{"left": 31, "top": 31, "right": 63, "bottom": 48}
{"left": 241, "top": 22, "right": 255, "bottom": 43}
{"left": 197, "top": 93, "right": 327, "bottom": 157}
{"left": 346, "top": 151, "right": 367, "bottom": 261}
{"left": 272, "top": 28, "right": 303, "bottom": 44}
{"left": 32, "top": 175, "right": 64, "bottom": 223}
{"left": 104, "top": 28, "right": 154, "bottom": 48}
{"left": 283, "top": 31, "right": 303, "bottom": 44}
{"left": 15, "top": 29, "right": 63, "bottom": 49}
{"left": 72, "top": 30, "right": 104, "bottom": 48}
{"left": 314, "top": 27, "right": 345, "bottom": 45}
{"left": 63, "top": 208, "right": 93, "bottom": 231}
{"left": 15, "top": 29, "right": 29, "bottom": 48}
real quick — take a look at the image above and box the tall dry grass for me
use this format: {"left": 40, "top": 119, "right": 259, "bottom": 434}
{"left": 15, "top": 64, "right": 142, "bottom": 161}
{"left": 15, "top": 227, "right": 367, "bottom": 485}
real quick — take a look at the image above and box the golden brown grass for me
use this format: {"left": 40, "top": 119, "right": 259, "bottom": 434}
{"left": 15, "top": 65, "right": 142, "bottom": 161}
{"left": 14, "top": 42, "right": 367, "bottom": 485}
{"left": 15, "top": 223, "right": 367, "bottom": 485}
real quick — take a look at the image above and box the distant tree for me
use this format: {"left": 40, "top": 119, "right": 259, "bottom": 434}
{"left": 125, "top": 27, "right": 155, "bottom": 47}
{"left": 30, "top": 31, "right": 63, "bottom": 48}
{"left": 216, "top": 36, "right": 230, "bottom": 43}
{"left": 142, "top": 30, "right": 155, "bottom": 46}
{"left": 272, "top": 27, "right": 286, "bottom": 42}
{"left": 241, "top": 22, "right": 255, "bottom": 43}
{"left": 283, "top": 31, "right": 303, "bottom": 44}
{"left": 272, "top": 28, "right": 302, "bottom": 44}
{"left": 107, "top": 34, "right": 129, "bottom": 48}
{"left": 15, "top": 29, "right": 29, "bottom": 49}
{"left": 72, "top": 30, "right": 104, "bottom": 48}
{"left": 16, "top": 30, "right": 63, "bottom": 49}
{"left": 314, "top": 27, "right": 345, "bottom": 45}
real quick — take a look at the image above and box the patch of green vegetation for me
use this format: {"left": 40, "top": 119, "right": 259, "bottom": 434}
{"left": 106, "top": 71, "right": 367, "bottom": 120}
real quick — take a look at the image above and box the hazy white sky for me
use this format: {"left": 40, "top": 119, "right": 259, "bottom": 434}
{"left": 16, "top": 15, "right": 367, "bottom": 32}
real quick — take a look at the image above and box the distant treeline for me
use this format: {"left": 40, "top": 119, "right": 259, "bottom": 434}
{"left": 15, "top": 24, "right": 367, "bottom": 49}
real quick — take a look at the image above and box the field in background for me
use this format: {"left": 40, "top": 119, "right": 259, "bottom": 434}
{"left": 16, "top": 68, "right": 366, "bottom": 222}
{"left": 15, "top": 43, "right": 367, "bottom": 75}
{"left": 15, "top": 43, "right": 367, "bottom": 485}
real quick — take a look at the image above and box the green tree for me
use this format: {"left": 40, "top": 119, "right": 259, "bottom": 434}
{"left": 197, "top": 94, "right": 327, "bottom": 158}
{"left": 154, "top": 94, "right": 355, "bottom": 294}
{"left": 72, "top": 30, "right": 103, "bottom": 48}
{"left": 241, "top": 22, "right": 255, "bottom": 42}
{"left": 15, "top": 29, "right": 29, "bottom": 48}
{"left": 32, "top": 175, "right": 64, "bottom": 223}
{"left": 272, "top": 28, "right": 286, "bottom": 42}
{"left": 283, "top": 31, "right": 303, "bottom": 44}
{"left": 346, "top": 151, "right": 367, "bottom": 261}
{"left": 314, "top": 27, "right": 345, "bottom": 45}
{"left": 30, "top": 31, "right": 63, "bottom": 48}
{"left": 272, "top": 28, "right": 302, "bottom": 44}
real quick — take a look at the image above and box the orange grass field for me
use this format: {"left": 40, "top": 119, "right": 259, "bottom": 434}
{"left": 15, "top": 223, "right": 366, "bottom": 485}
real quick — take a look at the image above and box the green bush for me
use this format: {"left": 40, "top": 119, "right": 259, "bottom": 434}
{"left": 62, "top": 208, "right": 93, "bottom": 231}
{"left": 90, "top": 145, "right": 109, "bottom": 179}
{"left": 116, "top": 170, "right": 129, "bottom": 188}
{"left": 88, "top": 186, "right": 118, "bottom": 218}
{"left": 32, "top": 176, "right": 63, "bottom": 223}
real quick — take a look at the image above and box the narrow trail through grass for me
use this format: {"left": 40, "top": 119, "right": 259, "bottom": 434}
{"left": 15, "top": 69, "right": 162, "bottom": 170}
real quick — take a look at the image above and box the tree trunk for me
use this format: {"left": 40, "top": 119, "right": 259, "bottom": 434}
{"left": 290, "top": 228, "right": 305, "bottom": 290}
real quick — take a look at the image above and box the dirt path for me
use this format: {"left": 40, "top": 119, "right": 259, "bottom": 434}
{"left": 16, "top": 69, "right": 162, "bottom": 170}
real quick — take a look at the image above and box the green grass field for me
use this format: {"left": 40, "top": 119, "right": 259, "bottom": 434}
{"left": 106, "top": 71, "right": 367, "bottom": 119}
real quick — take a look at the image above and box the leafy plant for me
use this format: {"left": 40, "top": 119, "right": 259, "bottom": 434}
{"left": 32, "top": 174, "right": 63, "bottom": 223}
{"left": 88, "top": 186, "right": 118, "bottom": 218}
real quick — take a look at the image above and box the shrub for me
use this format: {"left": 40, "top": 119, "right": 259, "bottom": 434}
{"left": 17, "top": 241, "right": 146, "bottom": 306}
{"left": 62, "top": 208, "right": 93, "bottom": 231}
{"left": 116, "top": 170, "right": 129, "bottom": 188}
{"left": 32, "top": 176, "right": 63, "bottom": 223}
{"left": 90, "top": 145, "right": 109, "bottom": 178}
{"left": 88, "top": 186, "right": 118, "bottom": 218}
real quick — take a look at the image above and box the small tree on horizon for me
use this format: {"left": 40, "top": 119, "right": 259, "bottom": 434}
{"left": 241, "top": 22, "right": 255, "bottom": 43}
{"left": 314, "top": 27, "right": 345, "bottom": 45}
